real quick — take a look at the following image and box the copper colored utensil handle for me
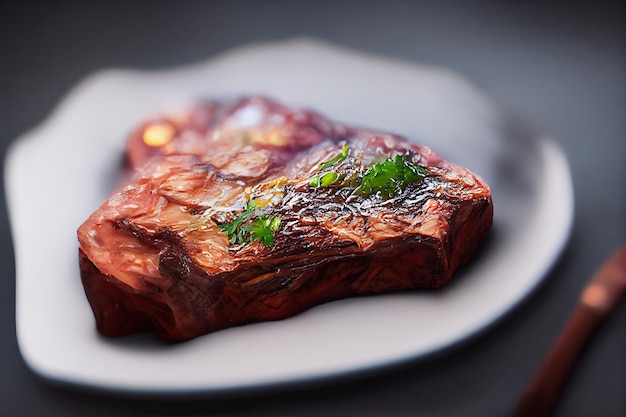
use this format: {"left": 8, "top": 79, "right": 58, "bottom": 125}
{"left": 512, "top": 246, "right": 626, "bottom": 417}
{"left": 511, "top": 303, "right": 604, "bottom": 417}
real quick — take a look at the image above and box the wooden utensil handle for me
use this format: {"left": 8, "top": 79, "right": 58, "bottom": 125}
{"left": 512, "top": 303, "right": 605, "bottom": 417}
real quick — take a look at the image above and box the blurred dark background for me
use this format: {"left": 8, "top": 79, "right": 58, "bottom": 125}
{"left": 0, "top": 1, "right": 624, "bottom": 416}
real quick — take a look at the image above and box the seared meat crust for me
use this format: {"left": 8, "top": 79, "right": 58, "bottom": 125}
{"left": 78, "top": 97, "right": 493, "bottom": 342}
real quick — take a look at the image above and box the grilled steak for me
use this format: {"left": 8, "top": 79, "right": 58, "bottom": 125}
{"left": 77, "top": 97, "right": 493, "bottom": 342}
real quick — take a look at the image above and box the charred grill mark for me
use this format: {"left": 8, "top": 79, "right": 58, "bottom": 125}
{"left": 159, "top": 245, "right": 225, "bottom": 314}
{"left": 115, "top": 218, "right": 203, "bottom": 256}
{"left": 114, "top": 218, "right": 160, "bottom": 248}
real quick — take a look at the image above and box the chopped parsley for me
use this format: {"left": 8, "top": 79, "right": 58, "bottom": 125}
{"left": 309, "top": 144, "right": 349, "bottom": 188}
{"left": 219, "top": 200, "right": 281, "bottom": 247}
{"left": 309, "top": 171, "right": 341, "bottom": 188}
{"left": 249, "top": 215, "right": 281, "bottom": 247}
{"left": 319, "top": 143, "right": 349, "bottom": 170}
{"left": 220, "top": 147, "right": 428, "bottom": 248}
{"left": 358, "top": 154, "right": 429, "bottom": 199}
{"left": 308, "top": 147, "right": 429, "bottom": 199}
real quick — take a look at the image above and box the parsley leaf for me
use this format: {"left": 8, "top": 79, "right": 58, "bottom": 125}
{"left": 319, "top": 143, "right": 349, "bottom": 170}
{"left": 218, "top": 201, "right": 281, "bottom": 247}
{"left": 309, "top": 171, "right": 340, "bottom": 188}
{"left": 358, "top": 154, "right": 429, "bottom": 199}
{"left": 308, "top": 145, "right": 429, "bottom": 199}
{"left": 309, "top": 144, "right": 349, "bottom": 188}
{"left": 249, "top": 215, "right": 282, "bottom": 247}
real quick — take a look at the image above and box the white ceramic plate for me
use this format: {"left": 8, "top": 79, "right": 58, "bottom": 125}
{"left": 5, "top": 39, "right": 573, "bottom": 395}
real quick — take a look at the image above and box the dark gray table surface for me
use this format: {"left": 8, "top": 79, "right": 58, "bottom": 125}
{"left": 1, "top": 1, "right": 624, "bottom": 416}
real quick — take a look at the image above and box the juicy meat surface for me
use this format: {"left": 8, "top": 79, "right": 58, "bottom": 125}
{"left": 78, "top": 96, "right": 493, "bottom": 342}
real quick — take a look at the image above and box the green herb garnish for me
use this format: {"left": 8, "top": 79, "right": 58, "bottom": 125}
{"left": 319, "top": 143, "right": 349, "bottom": 170}
{"left": 358, "top": 154, "right": 429, "bottom": 199}
{"left": 249, "top": 215, "right": 281, "bottom": 247}
{"left": 219, "top": 200, "right": 281, "bottom": 247}
{"left": 309, "top": 144, "right": 349, "bottom": 188}
{"left": 309, "top": 171, "right": 341, "bottom": 188}
{"left": 308, "top": 144, "right": 429, "bottom": 198}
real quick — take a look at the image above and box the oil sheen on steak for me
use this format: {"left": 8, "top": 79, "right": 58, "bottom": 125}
{"left": 77, "top": 96, "right": 493, "bottom": 342}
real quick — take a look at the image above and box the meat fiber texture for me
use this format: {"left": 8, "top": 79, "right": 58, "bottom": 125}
{"left": 77, "top": 96, "right": 493, "bottom": 342}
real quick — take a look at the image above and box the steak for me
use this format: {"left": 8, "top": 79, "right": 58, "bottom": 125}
{"left": 77, "top": 96, "right": 493, "bottom": 342}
